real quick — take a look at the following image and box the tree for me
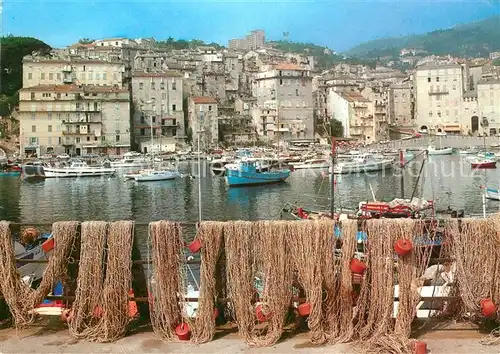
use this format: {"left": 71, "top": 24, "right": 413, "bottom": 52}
{"left": 493, "top": 58, "right": 500, "bottom": 67}
{"left": 78, "top": 38, "right": 94, "bottom": 44}
{"left": 328, "top": 119, "right": 344, "bottom": 138}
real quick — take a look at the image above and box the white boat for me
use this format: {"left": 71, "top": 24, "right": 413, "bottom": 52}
{"left": 110, "top": 157, "right": 149, "bottom": 168}
{"left": 134, "top": 170, "right": 180, "bottom": 182}
{"left": 124, "top": 168, "right": 155, "bottom": 180}
{"left": 458, "top": 148, "right": 477, "bottom": 155}
{"left": 209, "top": 156, "right": 235, "bottom": 176}
{"left": 332, "top": 154, "right": 394, "bottom": 174}
{"left": 43, "top": 161, "right": 116, "bottom": 178}
{"left": 485, "top": 187, "right": 500, "bottom": 201}
{"left": 292, "top": 158, "right": 330, "bottom": 170}
{"left": 427, "top": 146, "right": 453, "bottom": 155}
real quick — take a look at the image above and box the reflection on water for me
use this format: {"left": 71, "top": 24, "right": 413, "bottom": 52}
{"left": 1, "top": 156, "right": 500, "bottom": 223}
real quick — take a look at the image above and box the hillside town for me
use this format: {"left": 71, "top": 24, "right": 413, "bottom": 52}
{"left": 3, "top": 30, "right": 500, "bottom": 157}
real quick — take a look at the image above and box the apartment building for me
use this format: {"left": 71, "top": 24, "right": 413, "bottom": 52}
{"left": 187, "top": 97, "right": 219, "bottom": 147}
{"left": 228, "top": 38, "right": 248, "bottom": 51}
{"left": 252, "top": 63, "right": 314, "bottom": 141}
{"left": 414, "top": 63, "right": 464, "bottom": 134}
{"left": 131, "top": 71, "right": 185, "bottom": 153}
{"left": 19, "top": 85, "right": 130, "bottom": 156}
{"left": 228, "top": 29, "right": 265, "bottom": 51}
{"left": 477, "top": 78, "right": 500, "bottom": 136}
{"left": 327, "top": 91, "right": 376, "bottom": 144}
{"left": 388, "top": 81, "right": 414, "bottom": 128}
{"left": 22, "top": 56, "right": 125, "bottom": 88}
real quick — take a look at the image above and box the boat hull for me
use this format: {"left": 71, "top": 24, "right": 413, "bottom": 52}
{"left": 292, "top": 164, "right": 329, "bottom": 169}
{"left": 134, "top": 171, "right": 180, "bottom": 182}
{"left": 225, "top": 170, "right": 290, "bottom": 186}
{"left": 333, "top": 160, "right": 393, "bottom": 174}
{"left": 0, "top": 171, "right": 21, "bottom": 177}
{"left": 43, "top": 168, "right": 116, "bottom": 178}
{"left": 427, "top": 147, "right": 453, "bottom": 155}
{"left": 471, "top": 161, "right": 496, "bottom": 169}
{"left": 485, "top": 188, "right": 500, "bottom": 201}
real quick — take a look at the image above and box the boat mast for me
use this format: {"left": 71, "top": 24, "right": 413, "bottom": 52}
{"left": 330, "top": 123, "right": 336, "bottom": 218}
{"left": 399, "top": 150, "right": 405, "bottom": 199}
{"left": 197, "top": 109, "right": 203, "bottom": 222}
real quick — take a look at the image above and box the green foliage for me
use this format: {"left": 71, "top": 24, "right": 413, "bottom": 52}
{"left": 78, "top": 38, "right": 94, "bottom": 44}
{"left": 156, "top": 37, "right": 223, "bottom": 50}
{"left": 347, "top": 16, "right": 500, "bottom": 59}
{"left": 328, "top": 119, "right": 344, "bottom": 138}
{"left": 493, "top": 58, "right": 500, "bottom": 66}
{"left": 270, "top": 40, "right": 376, "bottom": 70}
{"left": 0, "top": 36, "right": 51, "bottom": 116}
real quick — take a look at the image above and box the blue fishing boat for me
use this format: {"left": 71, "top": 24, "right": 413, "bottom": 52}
{"left": 225, "top": 160, "right": 290, "bottom": 187}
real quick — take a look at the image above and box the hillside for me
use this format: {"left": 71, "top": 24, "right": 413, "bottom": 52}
{"left": 269, "top": 40, "right": 376, "bottom": 69}
{"left": 347, "top": 16, "right": 500, "bottom": 59}
{"left": 0, "top": 36, "right": 51, "bottom": 116}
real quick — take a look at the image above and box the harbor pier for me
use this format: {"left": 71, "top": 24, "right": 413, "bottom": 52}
{"left": 0, "top": 218, "right": 499, "bottom": 353}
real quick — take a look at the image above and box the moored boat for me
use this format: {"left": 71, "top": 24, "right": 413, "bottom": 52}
{"left": 43, "top": 161, "right": 116, "bottom": 178}
{"left": 470, "top": 158, "right": 496, "bottom": 169}
{"left": 485, "top": 187, "right": 500, "bottom": 201}
{"left": 225, "top": 160, "right": 290, "bottom": 187}
{"left": 332, "top": 154, "right": 393, "bottom": 174}
{"left": 427, "top": 146, "right": 453, "bottom": 155}
{"left": 134, "top": 170, "right": 180, "bottom": 182}
{"left": 291, "top": 158, "right": 329, "bottom": 170}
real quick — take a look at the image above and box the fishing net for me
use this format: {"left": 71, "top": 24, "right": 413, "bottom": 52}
{"left": 329, "top": 219, "right": 357, "bottom": 343}
{"left": 286, "top": 220, "right": 334, "bottom": 344}
{"left": 69, "top": 221, "right": 134, "bottom": 342}
{"left": 191, "top": 221, "right": 224, "bottom": 344}
{"left": 0, "top": 221, "right": 78, "bottom": 327}
{"left": 352, "top": 219, "right": 432, "bottom": 354}
{"left": 224, "top": 220, "right": 293, "bottom": 347}
{"left": 148, "top": 221, "right": 186, "bottom": 341}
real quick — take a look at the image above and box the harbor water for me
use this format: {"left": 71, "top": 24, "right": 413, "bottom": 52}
{"left": 2, "top": 155, "right": 500, "bottom": 223}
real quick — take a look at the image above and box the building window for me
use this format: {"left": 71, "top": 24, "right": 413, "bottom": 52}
{"left": 279, "top": 79, "right": 283, "bottom": 85}
{"left": 28, "top": 73, "right": 32, "bottom": 80}
{"left": 151, "top": 82, "right": 156, "bottom": 90}
{"left": 48, "top": 125, "right": 52, "bottom": 132}
{"left": 103, "top": 73, "right": 107, "bottom": 80}
{"left": 139, "top": 83, "right": 143, "bottom": 90}
{"left": 94, "top": 102, "right": 98, "bottom": 111}
{"left": 87, "top": 136, "right": 90, "bottom": 141}
{"left": 296, "top": 89, "right": 299, "bottom": 96}
{"left": 116, "top": 135, "right": 120, "bottom": 142}
{"left": 30, "top": 137, "right": 38, "bottom": 145}
{"left": 49, "top": 73, "right": 53, "bottom": 80}
{"left": 427, "top": 77, "right": 431, "bottom": 82}
{"left": 76, "top": 137, "right": 80, "bottom": 143}
{"left": 208, "top": 105, "right": 212, "bottom": 111}
{"left": 41, "top": 73, "right": 45, "bottom": 80}
{"left": 153, "top": 128, "right": 157, "bottom": 135}
{"left": 161, "top": 82, "right": 165, "bottom": 90}
{"left": 101, "top": 136, "right": 106, "bottom": 142}
{"left": 32, "top": 125, "right": 36, "bottom": 132}
{"left": 31, "top": 92, "right": 35, "bottom": 100}
{"left": 436, "top": 77, "right": 439, "bottom": 82}
{"left": 140, "top": 115, "right": 145, "bottom": 124}
{"left": 152, "top": 116, "right": 156, "bottom": 123}
{"left": 172, "top": 81, "right": 176, "bottom": 90}
{"left": 429, "top": 112, "right": 433, "bottom": 117}
{"left": 172, "top": 104, "right": 176, "bottom": 111}
{"left": 48, "top": 113, "right": 52, "bottom": 120}
{"left": 140, "top": 128, "right": 145, "bottom": 136}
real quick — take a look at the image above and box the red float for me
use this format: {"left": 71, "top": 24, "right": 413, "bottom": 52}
{"left": 413, "top": 340, "right": 427, "bottom": 354}
{"left": 350, "top": 258, "right": 367, "bottom": 274}
{"left": 394, "top": 239, "right": 413, "bottom": 257}
{"left": 41, "top": 237, "right": 55, "bottom": 253}
{"left": 297, "top": 303, "right": 311, "bottom": 317}
{"left": 187, "top": 239, "right": 202, "bottom": 253}
{"left": 480, "top": 298, "right": 497, "bottom": 318}
{"left": 175, "top": 323, "right": 191, "bottom": 340}
{"left": 255, "top": 304, "right": 272, "bottom": 322}
{"left": 213, "top": 307, "right": 219, "bottom": 320}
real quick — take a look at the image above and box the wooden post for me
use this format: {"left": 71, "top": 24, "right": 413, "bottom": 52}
{"left": 131, "top": 225, "right": 150, "bottom": 321}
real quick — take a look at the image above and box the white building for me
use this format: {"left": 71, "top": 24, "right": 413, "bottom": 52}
{"left": 93, "top": 38, "right": 136, "bottom": 48}
{"left": 414, "top": 63, "right": 464, "bottom": 134}
{"left": 188, "top": 97, "right": 219, "bottom": 146}
{"left": 477, "top": 78, "right": 500, "bottom": 136}
{"left": 327, "top": 90, "right": 376, "bottom": 144}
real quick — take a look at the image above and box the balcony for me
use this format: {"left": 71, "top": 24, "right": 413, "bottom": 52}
{"left": 161, "top": 119, "right": 177, "bottom": 127}
{"left": 62, "top": 120, "right": 102, "bottom": 124}
{"left": 428, "top": 90, "right": 449, "bottom": 95}
{"left": 62, "top": 130, "right": 94, "bottom": 136}
{"left": 63, "top": 76, "right": 73, "bottom": 84}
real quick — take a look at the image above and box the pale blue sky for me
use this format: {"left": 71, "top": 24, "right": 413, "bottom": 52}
{"left": 2, "top": 0, "right": 500, "bottom": 51}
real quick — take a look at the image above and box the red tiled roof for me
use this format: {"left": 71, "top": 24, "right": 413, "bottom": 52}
{"left": 339, "top": 91, "right": 369, "bottom": 103}
{"left": 275, "top": 63, "right": 306, "bottom": 71}
{"left": 133, "top": 70, "right": 183, "bottom": 78}
{"left": 191, "top": 96, "right": 217, "bottom": 104}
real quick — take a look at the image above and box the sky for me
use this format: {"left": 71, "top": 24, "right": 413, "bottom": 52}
{"left": 2, "top": 0, "right": 500, "bottom": 52}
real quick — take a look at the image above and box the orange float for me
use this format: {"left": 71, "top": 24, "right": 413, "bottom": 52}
{"left": 297, "top": 303, "right": 311, "bottom": 317}
{"left": 175, "top": 323, "right": 191, "bottom": 340}
{"left": 350, "top": 258, "right": 367, "bottom": 274}
{"left": 394, "top": 239, "right": 413, "bottom": 257}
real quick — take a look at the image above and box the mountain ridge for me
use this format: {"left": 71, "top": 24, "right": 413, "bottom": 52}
{"left": 346, "top": 15, "right": 500, "bottom": 59}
